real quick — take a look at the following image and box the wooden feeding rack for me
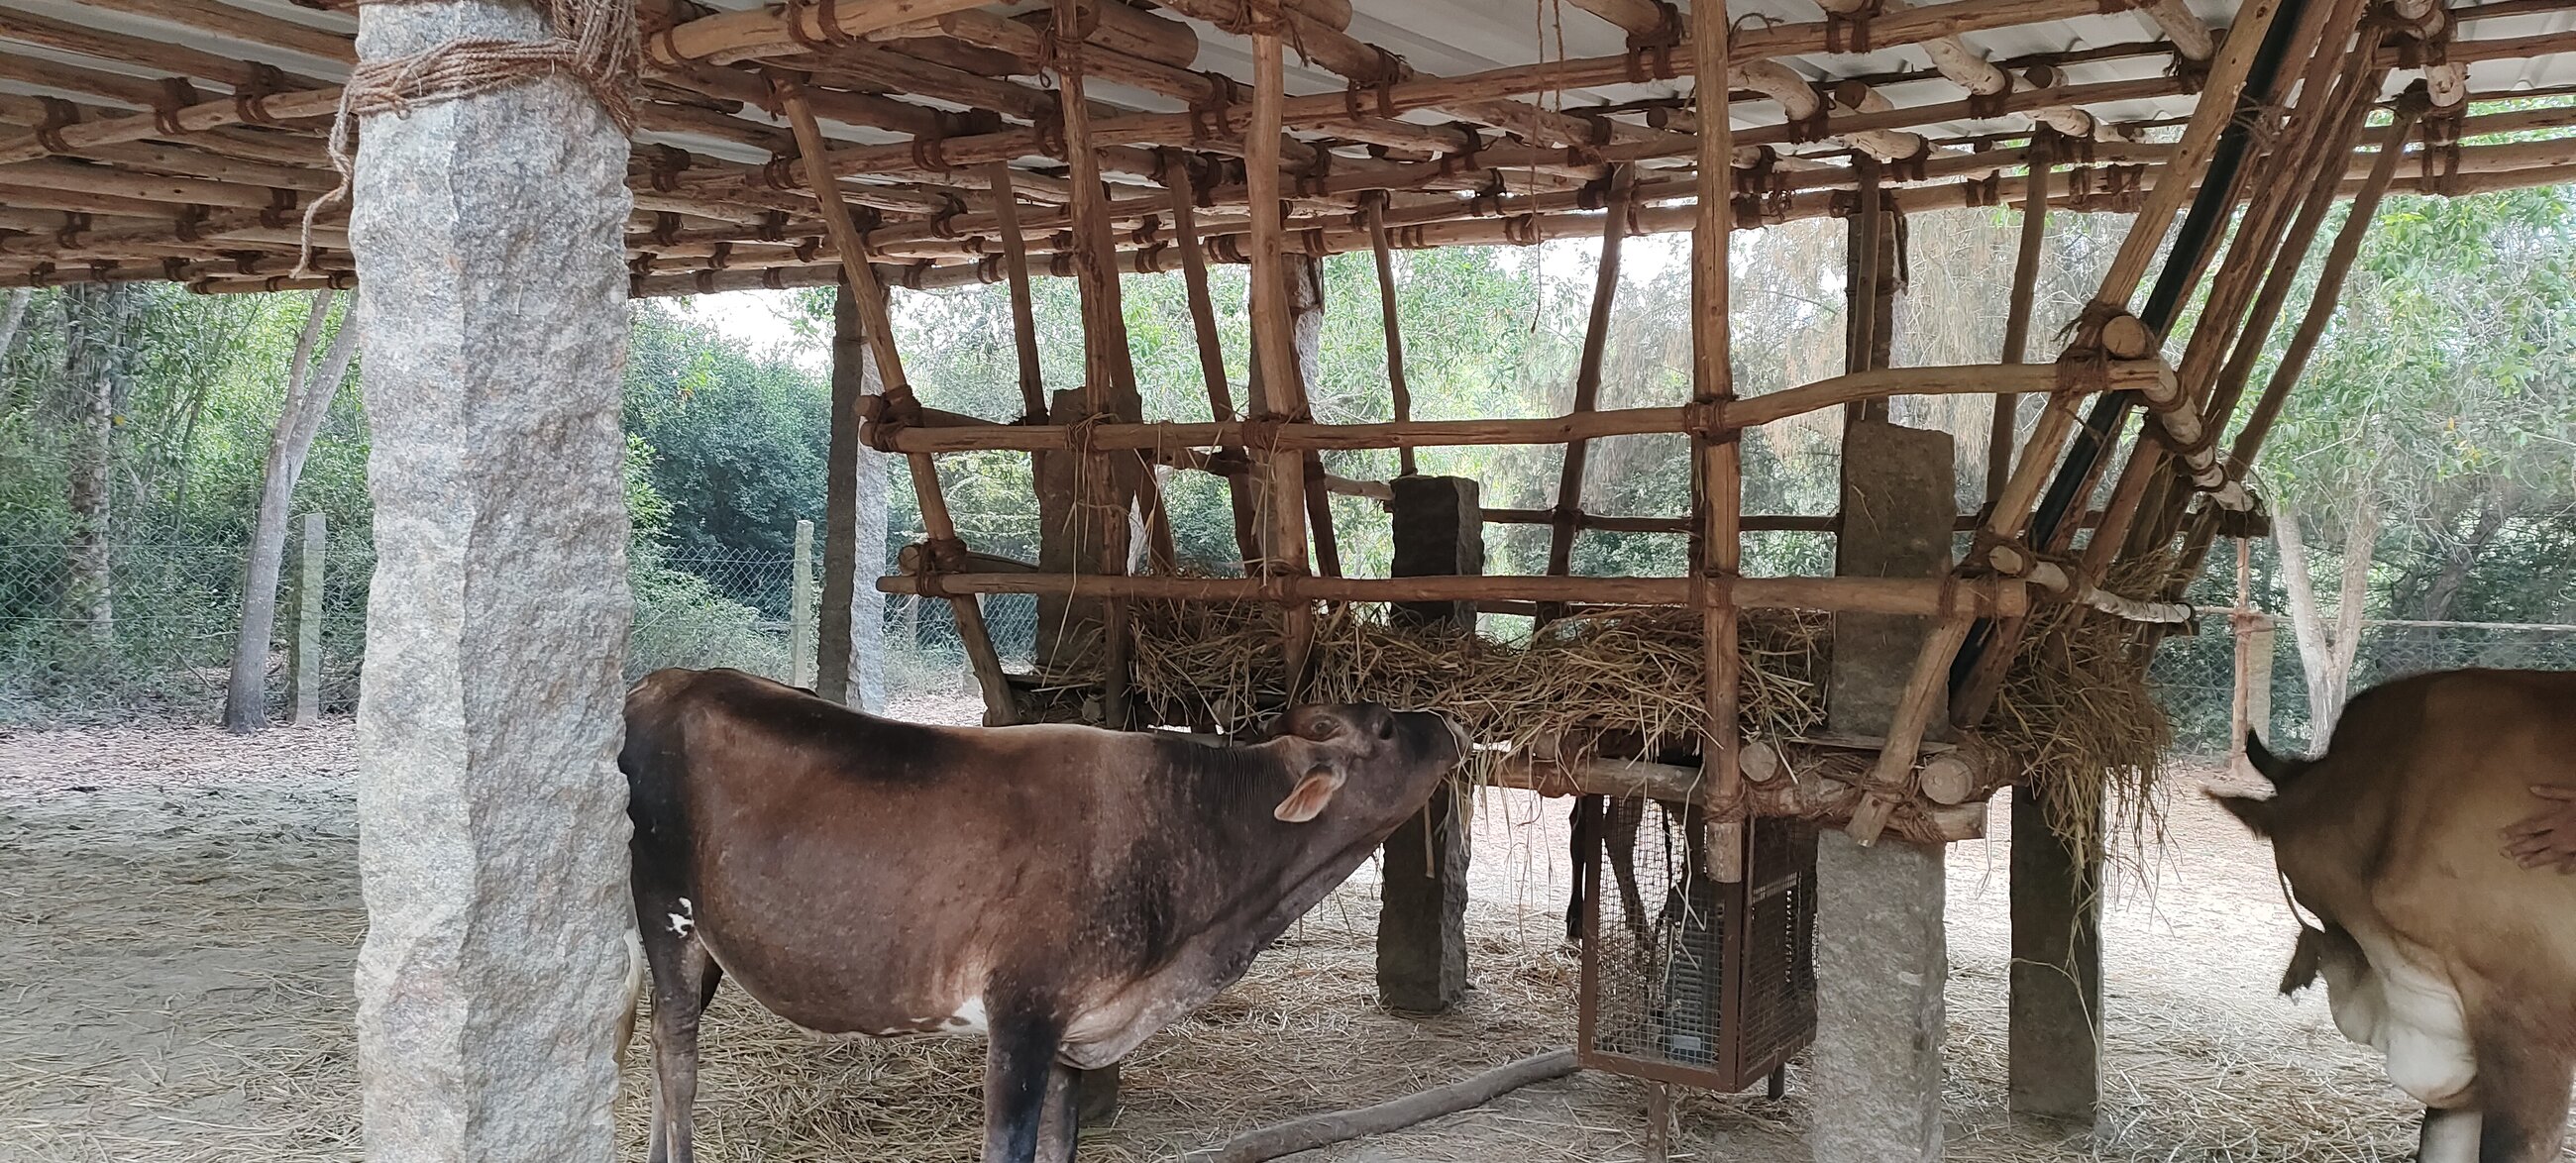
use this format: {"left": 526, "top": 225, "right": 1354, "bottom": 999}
{"left": 11, "top": 0, "right": 2574, "bottom": 1123}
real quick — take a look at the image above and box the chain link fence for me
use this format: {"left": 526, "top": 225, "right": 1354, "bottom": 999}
{"left": 0, "top": 531, "right": 1039, "bottom": 726}
{"left": 2151, "top": 615, "right": 2576, "bottom": 757}
{"left": 4, "top": 530, "right": 2568, "bottom": 745}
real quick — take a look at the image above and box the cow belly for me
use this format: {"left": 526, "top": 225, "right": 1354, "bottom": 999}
{"left": 2331, "top": 937, "right": 2474, "bottom": 1108}
{"left": 698, "top": 932, "right": 993, "bottom": 1040}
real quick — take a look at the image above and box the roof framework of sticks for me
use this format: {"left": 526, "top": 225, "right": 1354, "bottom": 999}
{"left": 3, "top": 0, "right": 2572, "bottom": 298}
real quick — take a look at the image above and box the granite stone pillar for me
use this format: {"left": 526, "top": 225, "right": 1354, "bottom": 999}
{"left": 347, "top": 4, "right": 637, "bottom": 1160}
{"left": 1378, "top": 475, "right": 1478, "bottom": 1013}
{"left": 1811, "top": 418, "right": 1953, "bottom": 1163}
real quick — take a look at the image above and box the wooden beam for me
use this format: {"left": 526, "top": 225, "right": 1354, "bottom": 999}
{"left": 871, "top": 362, "right": 2175, "bottom": 454}
{"left": 771, "top": 72, "right": 1019, "bottom": 727}
{"left": 1244, "top": 7, "right": 1314, "bottom": 695}
{"left": 877, "top": 571, "right": 2034, "bottom": 618}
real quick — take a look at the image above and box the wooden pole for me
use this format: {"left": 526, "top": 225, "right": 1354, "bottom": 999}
{"left": 1164, "top": 152, "right": 1262, "bottom": 566}
{"left": 791, "top": 517, "right": 815, "bottom": 688}
{"left": 1365, "top": 190, "right": 1418, "bottom": 478}
{"left": 1540, "top": 163, "right": 1635, "bottom": 625}
{"left": 772, "top": 73, "right": 1017, "bottom": 726}
{"left": 1843, "top": 154, "right": 1884, "bottom": 429}
{"left": 1986, "top": 130, "right": 2051, "bottom": 503}
{"left": 1691, "top": 0, "right": 1745, "bottom": 883}
{"left": 878, "top": 570, "right": 2032, "bottom": 615}
{"left": 289, "top": 510, "right": 324, "bottom": 725}
{"left": 2166, "top": 93, "right": 2428, "bottom": 588}
{"left": 1050, "top": 0, "right": 1140, "bottom": 727}
{"left": 1246, "top": 3, "right": 1315, "bottom": 696}
{"left": 985, "top": 159, "right": 1047, "bottom": 422}
{"left": 875, "top": 362, "right": 2173, "bottom": 455}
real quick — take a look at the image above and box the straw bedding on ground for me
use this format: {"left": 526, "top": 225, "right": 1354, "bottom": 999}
{"left": 7, "top": 720, "right": 2539, "bottom": 1162}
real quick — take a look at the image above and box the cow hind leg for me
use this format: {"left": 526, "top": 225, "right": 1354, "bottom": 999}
{"left": 1606, "top": 796, "right": 1649, "bottom": 947}
{"left": 1566, "top": 797, "right": 1598, "bottom": 945}
{"left": 2417, "top": 1107, "right": 2479, "bottom": 1163}
{"left": 2466, "top": 1004, "right": 2574, "bottom": 1163}
{"left": 982, "top": 1008, "right": 1067, "bottom": 1163}
{"left": 643, "top": 934, "right": 719, "bottom": 1163}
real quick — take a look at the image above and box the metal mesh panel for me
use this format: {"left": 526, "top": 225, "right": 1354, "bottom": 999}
{"left": 1578, "top": 797, "right": 1819, "bottom": 1092}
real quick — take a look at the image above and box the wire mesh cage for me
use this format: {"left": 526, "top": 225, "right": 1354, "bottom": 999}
{"left": 1576, "top": 795, "right": 1819, "bottom": 1092}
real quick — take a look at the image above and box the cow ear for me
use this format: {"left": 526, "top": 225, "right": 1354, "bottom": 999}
{"left": 2206, "top": 789, "right": 2274, "bottom": 836}
{"left": 1273, "top": 766, "right": 1346, "bottom": 822}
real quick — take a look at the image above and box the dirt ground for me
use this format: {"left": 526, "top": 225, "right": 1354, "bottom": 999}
{"left": 2, "top": 711, "right": 2561, "bottom": 1162}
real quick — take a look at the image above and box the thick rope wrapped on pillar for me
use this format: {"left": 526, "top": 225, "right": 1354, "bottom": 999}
{"left": 299, "top": 0, "right": 641, "bottom": 273}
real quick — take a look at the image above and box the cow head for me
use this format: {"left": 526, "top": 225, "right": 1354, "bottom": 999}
{"left": 2207, "top": 730, "right": 2313, "bottom": 837}
{"left": 1263, "top": 702, "right": 1464, "bottom": 824}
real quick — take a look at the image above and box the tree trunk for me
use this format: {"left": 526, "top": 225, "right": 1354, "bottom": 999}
{"left": 0, "top": 287, "right": 31, "bottom": 360}
{"left": 61, "top": 285, "right": 135, "bottom": 645}
{"left": 225, "top": 291, "right": 362, "bottom": 731}
{"left": 2273, "top": 495, "right": 2378, "bottom": 744}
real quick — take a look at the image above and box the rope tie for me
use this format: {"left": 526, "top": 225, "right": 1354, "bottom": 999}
{"left": 859, "top": 393, "right": 922, "bottom": 455}
{"left": 755, "top": 210, "right": 787, "bottom": 243}
{"left": 34, "top": 98, "right": 77, "bottom": 155}
{"left": 300, "top": 0, "right": 639, "bottom": 275}
{"left": 1681, "top": 399, "right": 1732, "bottom": 442}
{"left": 173, "top": 205, "right": 210, "bottom": 244}
{"left": 235, "top": 63, "right": 288, "bottom": 127}
{"left": 153, "top": 78, "right": 202, "bottom": 136}
{"left": 55, "top": 212, "right": 90, "bottom": 250}
{"left": 648, "top": 143, "right": 691, "bottom": 191}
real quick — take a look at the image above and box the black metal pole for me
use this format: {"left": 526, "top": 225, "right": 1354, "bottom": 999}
{"left": 1953, "top": 0, "right": 2316, "bottom": 692}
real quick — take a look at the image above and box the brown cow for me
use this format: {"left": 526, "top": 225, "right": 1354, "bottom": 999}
{"left": 619, "top": 668, "right": 1464, "bottom": 1163}
{"left": 2212, "top": 669, "right": 2576, "bottom": 1163}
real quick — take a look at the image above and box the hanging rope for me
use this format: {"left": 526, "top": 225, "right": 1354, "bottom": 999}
{"left": 299, "top": 0, "right": 640, "bottom": 274}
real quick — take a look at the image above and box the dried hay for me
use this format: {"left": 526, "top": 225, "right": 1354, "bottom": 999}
{"left": 1046, "top": 592, "right": 2172, "bottom": 854}
{"left": 1039, "top": 601, "right": 1829, "bottom": 775}
{"left": 1985, "top": 558, "right": 2180, "bottom": 873}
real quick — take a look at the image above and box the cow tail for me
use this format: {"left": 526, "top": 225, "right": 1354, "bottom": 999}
{"left": 2243, "top": 731, "right": 2292, "bottom": 785}
{"left": 614, "top": 925, "right": 647, "bottom": 1072}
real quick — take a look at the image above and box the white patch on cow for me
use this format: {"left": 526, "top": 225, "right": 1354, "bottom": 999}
{"left": 942, "top": 999, "right": 990, "bottom": 1034}
{"left": 667, "top": 897, "right": 696, "bottom": 938}
{"left": 2323, "top": 931, "right": 2475, "bottom": 1108}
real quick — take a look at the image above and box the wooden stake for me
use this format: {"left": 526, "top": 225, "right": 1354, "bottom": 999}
{"left": 1051, "top": 0, "right": 1140, "bottom": 728}
{"left": 773, "top": 73, "right": 1016, "bottom": 726}
{"left": 1164, "top": 152, "right": 1262, "bottom": 566}
{"left": 1986, "top": 130, "right": 2051, "bottom": 503}
{"left": 1364, "top": 191, "right": 1418, "bottom": 478}
{"left": 985, "top": 159, "right": 1047, "bottom": 422}
{"left": 1540, "top": 163, "right": 1635, "bottom": 625}
{"left": 1246, "top": 5, "right": 1315, "bottom": 696}
{"left": 1691, "top": 0, "right": 1745, "bottom": 883}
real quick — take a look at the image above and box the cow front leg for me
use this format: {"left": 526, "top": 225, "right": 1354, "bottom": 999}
{"left": 983, "top": 1008, "right": 1068, "bottom": 1163}
{"left": 1031, "top": 1058, "right": 1082, "bottom": 1163}
{"left": 2417, "top": 1107, "right": 2479, "bottom": 1163}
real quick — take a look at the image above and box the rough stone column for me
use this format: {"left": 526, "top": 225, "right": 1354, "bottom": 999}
{"left": 347, "top": 4, "right": 636, "bottom": 1161}
{"left": 1378, "top": 475, "right": 1478, "bottom": 1014}
{"left": 287, "top": 510, "right": 325, "bottom": 725}
{"left": 1812, "top": 418, "right": 1952, "bottom": 1163}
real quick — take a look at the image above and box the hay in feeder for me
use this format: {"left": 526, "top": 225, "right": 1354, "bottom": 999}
{"left": 1042, "top": 585, "right": 2172, "bottom": 852}
{"left": 1984, "top": 558, "right": 2179, "bottom": 871}
{"left": 1039, "top": 601, "right": 1828, "bottom": 776}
